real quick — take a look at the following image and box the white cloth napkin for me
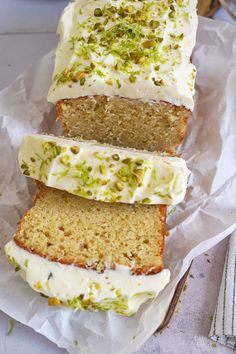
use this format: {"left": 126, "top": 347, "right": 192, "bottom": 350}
{"left": 209, "top": 230, "right": 236, "bottom": 349}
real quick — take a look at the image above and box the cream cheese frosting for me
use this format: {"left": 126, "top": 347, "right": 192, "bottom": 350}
{"left": 19, "top": 134, "right": 190, "bottom": 205}
{"left": 47, "top": 0, "right": 197, "bottom": 110}
{"left": 5, "top": 240, "right": 170, "bottom": 316}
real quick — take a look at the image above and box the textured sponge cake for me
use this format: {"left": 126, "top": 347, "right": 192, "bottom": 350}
{"left": 48, "top": 0, "right": 198, "bottom": 153}
{"left": 5, "top": 184, "right": 170, "bottom": 315}
{"left": 13, "top": 184, "right": 166, "bottom": 274}
{"left": 56, "top": 97, "right": 189, "bottom": 154}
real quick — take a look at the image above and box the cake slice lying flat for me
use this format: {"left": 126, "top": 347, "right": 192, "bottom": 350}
{"left": 48, "top": 0, "right": 198, "bottom": 153}
{"left": 19, "top": 134, "right": 190, "bottom": 205}
{"left": 5, "top": 185, "right": 170, "bottom": 315}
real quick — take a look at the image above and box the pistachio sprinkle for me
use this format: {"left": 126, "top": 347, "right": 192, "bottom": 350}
{"left": 70, "top": 146, "right": 80, "bottom": 154}
{"left": 48, "top": 0, "right": 197, "bottom": 111}
{"left": 18, "top": 134, "right": 190, "bottom": 205}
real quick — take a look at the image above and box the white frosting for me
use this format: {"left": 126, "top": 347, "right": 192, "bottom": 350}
{"left": 47, "top": 0, "right": 197, "bottom": 110}
{"left": 19, "top": 134, "right": 190, "bottom": 205}
{"left": 5, "top": 241, "right": 170, "bottom": 315}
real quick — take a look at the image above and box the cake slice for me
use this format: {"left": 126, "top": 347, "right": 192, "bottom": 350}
{"left": 19, "top": 134, "right": 190, "bottom": 205}
{"left": 48, "top": 0, "right": 198, "bottom": 153}
{"left": 5, "top": 184, "right": 170, "bottom": 315}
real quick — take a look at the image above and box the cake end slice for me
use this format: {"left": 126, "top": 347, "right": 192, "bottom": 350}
{"left": 5, "top": 185, "right": 170, "bottom": 315}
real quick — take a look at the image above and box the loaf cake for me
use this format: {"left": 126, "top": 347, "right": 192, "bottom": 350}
{"left": 5, "top": 184, "right": 170, "bottom": 315}
{"left": 19, "top": 134, "right": 190, "bottom": 205}
{"left": 48, "top": 0, "right": 198, "bottom": 153}
{"left": 5, "top": 0, "right": 198, "bottom": 317}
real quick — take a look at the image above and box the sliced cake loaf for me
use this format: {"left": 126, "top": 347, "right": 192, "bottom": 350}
{"left": 48, "top": 0, "right": 198, "bottom": 153}
{"left": 19, "top": 134, "right": 190, "bottom": 205}
{"left": 5, "top": 184, "right": 170, "bottom": 315}
{"left": 5, "top": 0, "right": 198, "bottom": 317}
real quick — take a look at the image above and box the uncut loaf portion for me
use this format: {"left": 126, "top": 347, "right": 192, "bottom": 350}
{"left": 19, "top": 134, "right": 190, "bottom": 205}
{"left": 5, "top": 184, "right": 170, "bottom": 315}
{"left": 48, "top": 0, "right": 198, "bottom": 153}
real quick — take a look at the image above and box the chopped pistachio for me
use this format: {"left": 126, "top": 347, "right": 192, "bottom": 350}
{"left": 118, "top": 7, "right": 126, "bottom": 17}
{"left": 43, "top": 141, "right": 55, "bottom": 151}
{"left": 23, "top": 170, "right": 30, "bottom": 176}
{"left": 99, "top": 165, "right": 106, "bottom": 174}
{"left": 80, "top": 77, "right": 86, "bottom": 86}
{"left": 152, "top": 78, "right": 164, "bottom": 86}
{"left": 115, "top": 289, "right": 122, "bottom": 297}
{"left": 70, "top": 146, "right": 80, "bottom": 154}
{"left": 138, "top": 56, "right": 145, "bottom": 64}
{"left": 136, "top": 159, "right": 143, "bottom": 166}
{"left": 71, "top": 72, "right": 85, "bottom": 83}
{"left": 169, "top": 10, "right": 175, "bottom": 19}
{"left": 120, "top": 176, "right": 128, "bottom": 182}
{"left": 122, "top": 158, "right": 131, "bottom": 164}
{"left": 87, "top": 34, "right": 97, "bottom": 44}
{"left": 94, "top": 8, "right": 103, "bottom": 17}
{"left": 134, "top": 168, "right": 144, "bottom": 185}
{"left": 115, "top": 182, "right": 123, "bottom": 192}
{"left": 125, "top": 5, "right": 134, "bottom": 13}
{"left": 7, "top": 256, "right": 20, "bottom": 272}
{"left": 116, "top": 79, "right": 121, "bottom": 89}
{"left": 142, "top": 198, "right": 151, "bottom": 204}
{"left": 149, "top": 20, "right": 160, "bottom": 29}
{"left": 54, "top": 145, "right": 62, "bottom": 156}
{"left": 129, "top": 75, "right": 136, "bottom": 83}
{"left": 34, "top": 281, "right": 42, "bottom": 290}
{"left": 95, "top": 282, "right": 101, "bottom": 290}
{"left": 94, "top": 22, "right": 104, "bottom": 32}
{"left": 112, "top": 154, "right": 120, "bottom": 161}
{"left": 60, "top": 155, "right": 70, "bottom": 164}
{"left": 21, "top": 162, "right": 28, "bottom": 170}
{"left": 142, "top": 39, "right": 156, "bottom": 48}
{"left": 105, "top": 78, "right": 113, "bottom": 85}
{"left": 108, "top": 5, "right": 117, "bottom": 14}
{"left": 103, "top": 17, "right": 109, "bottom": 26}
{"left": 48, "top": 297, "right": 61, "bottom": 306}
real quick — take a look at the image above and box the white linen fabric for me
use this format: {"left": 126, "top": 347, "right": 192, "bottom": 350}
{"left": 210, "top": 230, "right": 236, "bottom": 349}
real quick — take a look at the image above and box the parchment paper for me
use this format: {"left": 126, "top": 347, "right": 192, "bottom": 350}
{"left": 0, "top": 17, "right": 236, "bottom": 354}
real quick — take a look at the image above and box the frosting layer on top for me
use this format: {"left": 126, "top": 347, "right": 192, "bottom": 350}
{"left": 19, "top": 134, "right": 190, "bottom": 205}
{"left": 5, "top": 240, "right": 170, "bottom": 316}
{"left": 47, "top": 0, "right": 197, "bottom": 110}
